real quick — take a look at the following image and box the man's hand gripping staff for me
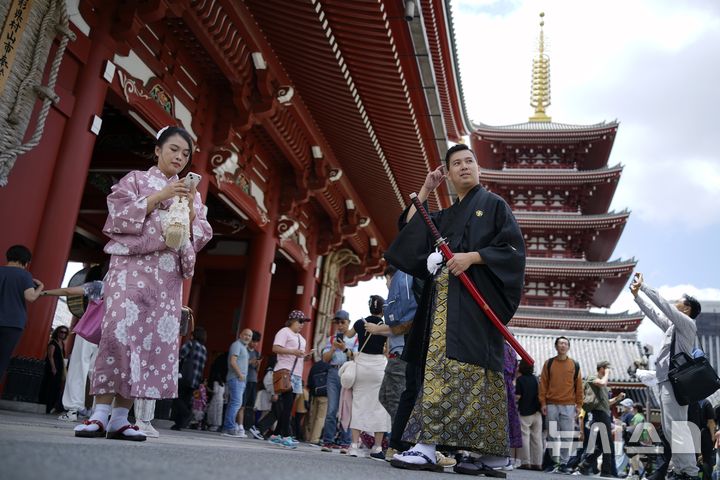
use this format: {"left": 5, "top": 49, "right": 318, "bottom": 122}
{"left": 408, "top": 192, "right": 534, "bottom": 366}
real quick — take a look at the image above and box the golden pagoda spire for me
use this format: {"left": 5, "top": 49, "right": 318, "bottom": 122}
{"left": 529, "top": 12, "right": 551, "bottom": 122}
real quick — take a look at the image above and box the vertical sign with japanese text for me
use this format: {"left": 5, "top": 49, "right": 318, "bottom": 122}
{"left": 0, "top": 0, "right": 35, "bottom": 96}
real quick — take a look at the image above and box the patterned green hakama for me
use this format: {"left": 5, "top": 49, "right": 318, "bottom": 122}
{"left": 402, "top": 267, "right": 509, "bottom": 456}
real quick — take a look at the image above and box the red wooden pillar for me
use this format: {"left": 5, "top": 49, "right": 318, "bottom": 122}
{"left": 181, "top": 109, "right": 214, "bottom": 307}
{"left": 15, "top": 18, "right": 115, "bottom": 359}
{"left": 295, "top": 254, "right": 317, "bottom": 375}
{"left": 239, "top": 226, "right": 277, "bottom": 340}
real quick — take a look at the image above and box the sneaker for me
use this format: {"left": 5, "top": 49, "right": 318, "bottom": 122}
{"left": 285, "top": 436, "right": 299, "bottom": 445}
{"left": 385, "top": 447, "right": 398, "bottom": 462}
{"left": 269, "top": 436, "right": 296, "bottom": 449}
{"left": 492, "top": 459, "right": 514, "bottom": 471}
{"left": 248, "top": 426, "right": 263, "bottom": 440}
{"left": 347, "top": 444, "right": 361, "bottom": 457}
{"left": 58, "top": 410, "right": 77, "bottom": 422}
{"left": 339, "top": 444, "right": 350, "bottom": 454}
{"left": 436, "top": 451, "right": 457, "bottom": 468}
{"left": 321, "top": 443, "right": 337, "bottom": 452}
{"left": 236, "top": 427, "right": 247, "bottom": 438}
{"left": 136, "top": 420, "right": 160, "bottom": 438}
{"left": 369, "top": 449, "right": 385, "bottom": 461}
{"left": 222, "top": 430, "right": 242, "bottom": 437}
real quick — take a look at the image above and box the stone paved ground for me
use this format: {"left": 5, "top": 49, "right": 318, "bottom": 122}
{"left": 0, "top": 409, "right": 573, "bottom": 480}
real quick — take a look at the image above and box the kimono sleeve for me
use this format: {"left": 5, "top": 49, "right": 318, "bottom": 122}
{"left": 384, "top": 203, "right": 440, "bottom": 279}
{"left": 103, "top": 171, "right": 150, "bottom": 237}
{"left": 476, "top": 200, "right": 526, "bottom": 309}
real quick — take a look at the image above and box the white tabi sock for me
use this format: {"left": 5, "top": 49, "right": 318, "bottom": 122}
{"left": 74, "top": 403, "right": 110, "bottom": 432}
{"left": 108, "top": 407, "right": 147, "bottom": 438}
{"left": 396, "top": 443, "right": 437, "bottom": 464}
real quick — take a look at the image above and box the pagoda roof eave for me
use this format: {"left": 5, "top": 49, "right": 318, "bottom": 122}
{"left": 511, "top": 307, "right": 644, "bottom": 332}
{"left": 525, "top": 258, "right": 637, "bottom": 276}
{"left": 472, "top": 120, "right": 619, "bottom": 138}
{"left": 480, "top": 165, "right": 623, "bottom": 184}
{"left": 509, "top": 327, "right": 643, "bottom": 382}
{"left": 515, "top": 211, "right": 629, "bottom": 228}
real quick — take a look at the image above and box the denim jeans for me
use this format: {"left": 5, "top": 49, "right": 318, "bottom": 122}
{"left": 322, "top": 367, "right": 351, "bottom": 445}
{"left": 222, "top": 376, "right": 246, "bottom": 432}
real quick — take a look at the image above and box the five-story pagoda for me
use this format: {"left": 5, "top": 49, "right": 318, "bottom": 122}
{"left": 469, "top": 14, "right": 645, "bottom": 387}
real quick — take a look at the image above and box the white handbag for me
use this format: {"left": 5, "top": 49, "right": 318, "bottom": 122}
{"left": 338, "top": 321, "right": 377, "bottom": 389}
{"left": 339, "top": 360, "right": 357, "bottom": 389}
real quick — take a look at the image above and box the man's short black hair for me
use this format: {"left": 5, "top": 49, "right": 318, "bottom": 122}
{"left": 384, "top": 264, "right": 397, "bottom": 277}
{"left": 193, "top": 326, "right": 207, "bottom": 345}
{"left": 6, "top": 245, "right": 31, "bottom": 265}
{"left": 251, "top": 330, "right": 262, "bottom": 342}
{"left": 683, "top": 294, "right": 701, "bottom": 319}
{"left": 555, "top": 336, "right": 570, "bottom": 347}
{"left": 444, "top": 144, "right": 475, "bottom": 167}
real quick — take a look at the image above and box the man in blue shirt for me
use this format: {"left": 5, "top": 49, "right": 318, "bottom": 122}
{"left": 0, "top": 245, "right": 43, "bottom": 380}
{"left": 320, "top": 309, "right": 358, "bottom": 452}
{"left": 222, "top": 328, "right": 251, "bottom": 438}
{"left": 365, "top": 265, "right": 417, "bottom": 460}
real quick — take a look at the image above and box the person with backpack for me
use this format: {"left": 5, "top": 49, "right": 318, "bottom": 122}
{"left": 576, "top": 361, "right": 626, "bottom": 477}
{"left": 539, "top": 336, "right": 584, "bottom": 474}
{"left": 305, "top": 359, "right": 330, "bottom": 444}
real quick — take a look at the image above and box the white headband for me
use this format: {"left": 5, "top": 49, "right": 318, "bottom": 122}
{"left": 156, "top": 126, "right": 170, "bottom": 140}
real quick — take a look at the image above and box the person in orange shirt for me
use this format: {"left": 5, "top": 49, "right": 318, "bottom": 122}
{"left": 538, "top": 336, "right": 583, "bottom": 473}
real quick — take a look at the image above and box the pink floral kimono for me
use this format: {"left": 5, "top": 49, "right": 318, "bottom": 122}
{"left": 90, "top": 166, "right": 212, "bottom": 399}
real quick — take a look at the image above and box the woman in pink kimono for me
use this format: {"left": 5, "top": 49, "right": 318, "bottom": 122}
{"left": 74, "top": 126, "right": 212, "bottom": 441}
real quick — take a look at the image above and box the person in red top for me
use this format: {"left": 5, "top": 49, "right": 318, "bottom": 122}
{"left": 538, "top": 336, "right": 583, "bottom": 473}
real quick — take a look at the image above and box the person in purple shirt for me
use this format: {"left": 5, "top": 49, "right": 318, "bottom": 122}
{"left": 0, "top": 245, "right": 43, "bottom": 380}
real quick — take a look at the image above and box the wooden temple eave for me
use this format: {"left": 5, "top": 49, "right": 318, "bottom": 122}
{"left": 243, "top": 0, "right": 460, "bottom": 245}
{"left": 177, "top": 0, "right": 386, "bottom": 259}
{"left": 419, "top": 0, "right": 470, "bottom": 142}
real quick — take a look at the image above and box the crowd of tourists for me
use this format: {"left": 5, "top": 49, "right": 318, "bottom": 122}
{"left": 2, "top": 137, "right": 719, "bottom": 480}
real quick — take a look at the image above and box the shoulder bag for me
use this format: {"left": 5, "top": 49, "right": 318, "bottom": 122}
{"left": 273, "top": 334, "right": 302, "bottom": 394}
{"left": 668, "top": 331, "right": 720, "bottom": 406}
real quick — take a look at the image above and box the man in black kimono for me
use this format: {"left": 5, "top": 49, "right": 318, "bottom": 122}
{"left": 385, "top": 144, "right": 526, "bottom": 474}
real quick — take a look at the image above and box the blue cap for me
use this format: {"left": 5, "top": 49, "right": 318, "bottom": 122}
{"left": 333, "top": 309, "right": 350, "bottom": 321}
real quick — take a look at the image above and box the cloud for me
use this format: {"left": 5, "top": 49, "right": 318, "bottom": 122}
{"left": 452, "top": 0, "right": 720, "bottom": 229}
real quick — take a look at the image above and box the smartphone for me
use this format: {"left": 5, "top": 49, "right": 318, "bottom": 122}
{"left": 335, "top": 332, "right": 343, "bottom": 342}
{"left": 184, "top": 172, "right": 201, "bottom": 189}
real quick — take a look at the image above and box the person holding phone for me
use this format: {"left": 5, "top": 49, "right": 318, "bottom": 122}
{"left": 320, "top": 310, "right": 358, "bottom": 453}
{"left": 270, "top": 310, "right": 314, "bottom": 448}
{"left": 73, "top": 125, "right": 213, "bottom": 441}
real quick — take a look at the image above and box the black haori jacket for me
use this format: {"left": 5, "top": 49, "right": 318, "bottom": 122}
{"left": 384, "top": 185, "right": 526, "bottom": 373}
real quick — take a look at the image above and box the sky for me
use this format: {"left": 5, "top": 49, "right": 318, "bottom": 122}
{"left": 344, "top": 0, "right": 720, "bottom": 352}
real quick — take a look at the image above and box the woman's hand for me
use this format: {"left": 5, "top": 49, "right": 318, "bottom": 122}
{"left": 159, "top": 180, "right": 190, "bottom": 202}
{"left": 294, "top": 349, "right": 305, "bottom": 357}
{"left": 147, "top": 181, "right": 189, "bottom": 213}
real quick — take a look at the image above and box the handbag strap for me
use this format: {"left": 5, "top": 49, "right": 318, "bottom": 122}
{"left": 290, "top": 334, "right": 302, "bottom": 375}
{"left": 358, "top": 319, "right": 384, "bottom": 354}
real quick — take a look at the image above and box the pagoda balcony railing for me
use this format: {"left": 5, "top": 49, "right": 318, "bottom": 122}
{"left": 526, "top": 251, "right": 582, "bottom": 259}
{"left": 511, "top": 205, "right": 578, "bottom": 213}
